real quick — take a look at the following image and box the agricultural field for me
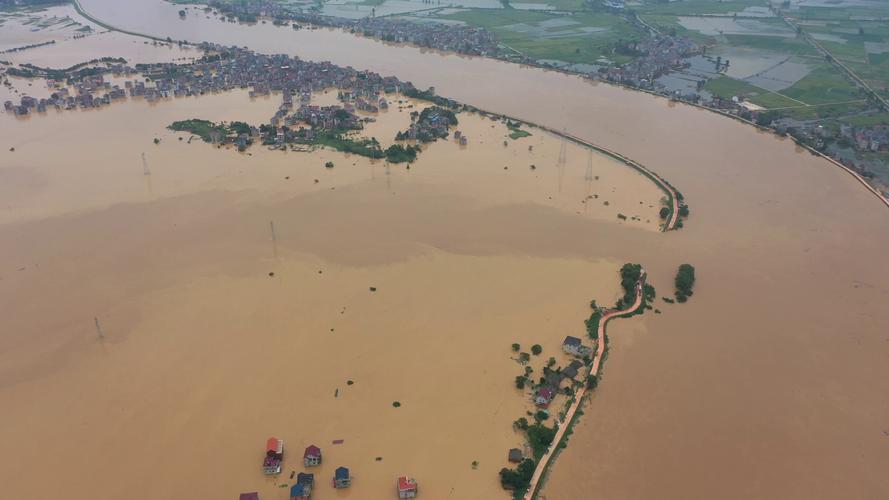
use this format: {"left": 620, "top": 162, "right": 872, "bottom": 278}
{"left": 435, "top": 9, "right": 646, "bottom": 65}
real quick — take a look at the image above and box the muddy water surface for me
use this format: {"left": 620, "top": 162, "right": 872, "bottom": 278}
{"left": 4, "top": 2, "right": 889, "bottom": 499}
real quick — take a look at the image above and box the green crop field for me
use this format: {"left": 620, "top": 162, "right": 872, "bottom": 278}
{"left": 633, "top": 0, "right": 766, "bottom": 16}
{"left": 438, "top": 9, "right": 646, "bottom": 65}
{"left": 722, "top": 34, "right": 820, "bottom": 57}
{"left": 703, "top": 76, "right": 800, "bottom": 109}
{"left": 782, "top": 66, "right": 863, "bottom": 105}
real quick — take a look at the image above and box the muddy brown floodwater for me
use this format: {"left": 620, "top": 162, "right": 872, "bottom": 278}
{"left": 2, "top": 1, "right": 889, "bottom": 499}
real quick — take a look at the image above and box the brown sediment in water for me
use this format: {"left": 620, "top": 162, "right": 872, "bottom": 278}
{"left": 4, "top": 2, "right": 889, "bottom": 498}
{"left": 0, "top": 86, "right": 661, "bottom": 499}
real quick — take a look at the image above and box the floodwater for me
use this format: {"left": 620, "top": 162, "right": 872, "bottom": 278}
{"left": 4, "top": 1, "right": 889, "bottom": 499}
{"left": 0, "top": 85, "right": 662, "bottom": 500}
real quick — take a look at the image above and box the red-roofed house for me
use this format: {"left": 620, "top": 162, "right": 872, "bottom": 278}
{"left": 304, "top": 445, "right": 322, "bottom": 467}
{"left": 535, "top": 387, "right": 554, "bottom": 407}
{"left": 397, "top": 476, "right": 418, "bottom": 498}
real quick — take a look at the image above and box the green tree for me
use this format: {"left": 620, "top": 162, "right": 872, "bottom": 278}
{"left": 674, "top": 264, "right": 696, "bottom": 303}
{"left": 531, "top": 344, "right": 542, "bottom": 356}
{"left": 515, "top": 375, "right": 526, "bottom": 389}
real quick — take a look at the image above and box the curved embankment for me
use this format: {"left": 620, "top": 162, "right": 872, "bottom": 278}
{"left": 70, "top": 0, "right": 684, "bottom": 230}
{"left": 523, "top": 274, "right": 646, "bottom": 500}
{"left": 557, "top": 130, "right": 681, "bottom": 231}
{"left": 72, "top": 0, "right": 188, "bottom": 44}
{"left": 486, "top": 112, "right": 681, "bottom": 231}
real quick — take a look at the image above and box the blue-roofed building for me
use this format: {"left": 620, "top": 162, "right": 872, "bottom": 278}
{"left": 289, "top": 482, "right": 309, "bottom": 500}
{"left": 334, "top": 466, "right": 352, "bottom": 488}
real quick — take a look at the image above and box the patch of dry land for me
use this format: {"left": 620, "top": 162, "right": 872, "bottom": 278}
{"left": 0, "top": 80, "right": 663, "bottom": 498}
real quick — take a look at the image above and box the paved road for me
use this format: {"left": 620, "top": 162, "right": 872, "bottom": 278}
{"left": 523, "top": 275, "right": 646, "bottom": 500}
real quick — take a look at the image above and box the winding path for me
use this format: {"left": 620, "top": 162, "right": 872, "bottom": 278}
{"left": 523, "top": 274, "right": 646, "bottom": 500}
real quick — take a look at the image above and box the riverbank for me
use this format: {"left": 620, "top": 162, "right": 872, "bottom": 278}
{"left": 523, "top": 274, "right": 646, "bottom": 500}
{"left": 79, "top": 0, "right": 889, "bottom": 210}
{"left": 71, "top": 0, "right": 189, "bottom": 45}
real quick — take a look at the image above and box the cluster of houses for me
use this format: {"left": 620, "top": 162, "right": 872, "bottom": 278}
{"left": 351, "top": 18, "right": 498, "bottom": 57}
{"left": 4, "top": 44, "right": 418, "bottom": 120}
{"left": 202, "top": 0, "right": 498, "bottom": 56}
{"left": 245, "top": 438, "right": 414, "bottom": 498}
{"left": 291, "top": 104, "right": 361, "bottom": 131}
{"left": 3, "top": 73, "right": 131, "bottom": 115}
{"left": 3, "top": 44, "right": 435, "bottom": 151}
{"left": 396, "top": 106, "right": 454, "bottom": 143}
{"left": 599, "top": 34, "right": 699, "bottom": 89}
{"left": 529, "top": 336, "right": 592, "bottom": 409}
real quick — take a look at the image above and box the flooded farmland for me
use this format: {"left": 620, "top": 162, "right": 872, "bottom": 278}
{"left": 2, "top": 1, "right": 889, "bottom": 499}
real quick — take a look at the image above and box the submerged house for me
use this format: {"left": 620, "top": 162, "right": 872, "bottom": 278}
{"left": 239, "top": 493, "right": 260, "bottom": 500}
{"left": 562, "top": 360, "right": 584, "bottom": 381}
{"left": 508, "top": 448, "right": 523, "bottom": 463}
{"left": 291, "top": 473, "right": 314, "bottom": 499}
{"left": 334, "top": 466, "right": 352, "bottom": 488}
{"left": 535, "top": 387, "right": 554, "bottom": 407}
{"left": 304, "top": 445, "right": 322, "bottom": 467}
{"left": 562, "top": 335, "right": 592, "bottom": 357}
{"left": 289, "top": 483, "right": 309, "bottom": 500}
{"left": 263, "top": 437, "right": 284, "bottom": 475}
{"left": 397, "top": 476, "right": 418, "bottom": 498}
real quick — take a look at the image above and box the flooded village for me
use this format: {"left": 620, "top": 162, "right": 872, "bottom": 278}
{"left": 0, "top": 7, "right": 670, "bottom": 498}
{"left": 3, "top": 1, "right": 889, "bottom": 500}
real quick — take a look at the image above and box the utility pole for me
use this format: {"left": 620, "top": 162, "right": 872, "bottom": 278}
{"left": 141, "top": 152, "right": 151, "bottom": 176}
{"left": 94, "top": 317, "right": 105, "bottom": 340}
{"left": 270, "top": 221, "right": 278, "bottom": 259}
